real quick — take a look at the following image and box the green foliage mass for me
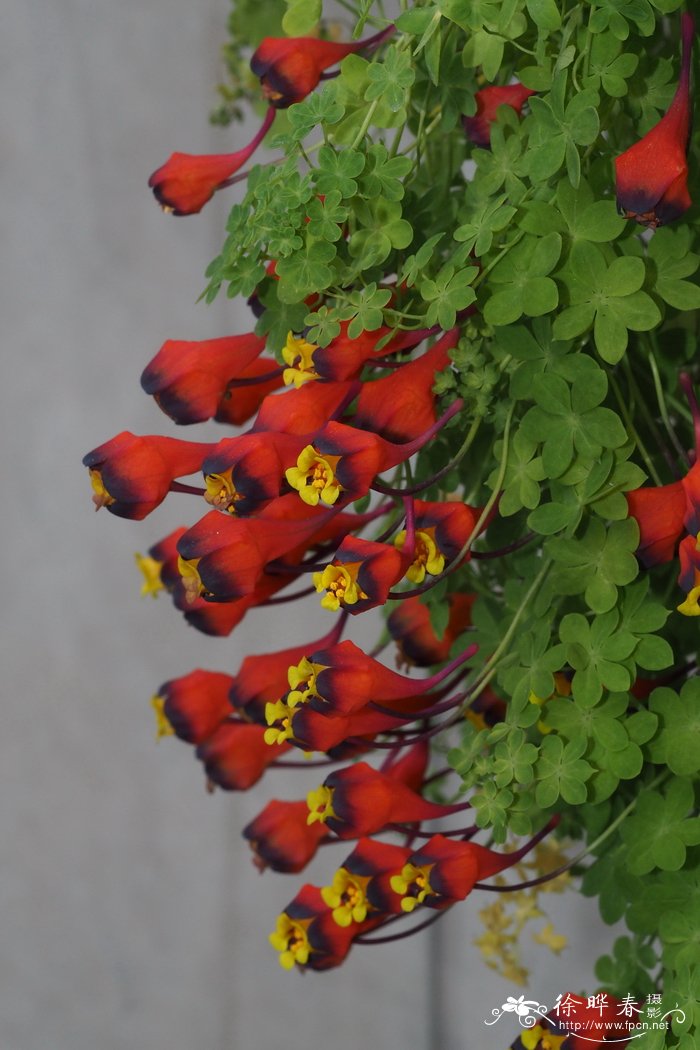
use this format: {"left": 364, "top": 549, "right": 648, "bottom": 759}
{"left": 212, "top": 0, "right": 700, "bottom": 1032}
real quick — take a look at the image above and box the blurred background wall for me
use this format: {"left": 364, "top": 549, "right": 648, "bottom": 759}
{"left": 2, "top": 2, "right": 613, "bottom": 1047}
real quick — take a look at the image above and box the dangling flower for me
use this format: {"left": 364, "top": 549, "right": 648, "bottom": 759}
{"left": 306, "top": 761, "right": 465, "bottom": 839}
{"left": 252, "top": 379, "right": 358, "bottom": 436}
{"left": 313, "top": 536, "right": 407, "bottom": 613}
{"left": 251, "top": 28, "right": 394, "bottom": 109}
{"left": 615, "top": 13, "right": 694, "bottom": 227}
{"left": 177, "top": 572, "right": 288, "bottom": 636}
{"left": 394, "top": 499, "right": 480, "bottom": 584}
{"left": 388, "top": 593, "right": 475, "bottom": 667}
{"left": 148, "top": 108, "right": 275, "bottom": 215}
{"left": 195, "top": 720, "right": 289, "bottom": 791}
{"left": 202, "top": 431, "right": 306, "bottom": 516}
{"left": 176, "top": 495, "right": 340, "bottom": 602}
{"left": 286, "top": 402, "right": 463, "bottom": 509}
{"left": 83, "top": 432, "right": 213, "bottom": 520}
{"left": 243, "top": 799, "right": 329, "bottom": 873}
{"left": 353, "top": 329, "right": 459, "bottom": 442}
{"left": 140, "top": 331, "right": 278, "bottom": 426}
{"left": 321, "top": 838, "right": 412, "bottom": 926}
{"left": 269, "top": 885, "right": 359, "bottom": 970}
{"left": 154, "top": 669, "right": 236, "bottom": 744}
{"left": 283, "top": 322, "right": 428, "bottom": 386}
{"left": 463, "top": 83, "right": 536, "bottom": 147}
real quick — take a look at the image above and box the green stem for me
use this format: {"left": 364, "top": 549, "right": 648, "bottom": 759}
{"left": 609, "top": 373, "right": 663, "bottom": 486}
{"left": 622, "top": 355, "right": 677, "bottom": 473}
{"left": 647, "top": 346, "right": 690, "bottom": 464}
{"left": 350, "top": 99, "right": 379, "bottom": 151}
{"left": 468, "top": 559, "right": 552, "bottom": 703}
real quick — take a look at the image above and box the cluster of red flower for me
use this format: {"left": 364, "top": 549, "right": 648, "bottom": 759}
{"left": 84, "top": 13, "right": 694, "bottom": 980}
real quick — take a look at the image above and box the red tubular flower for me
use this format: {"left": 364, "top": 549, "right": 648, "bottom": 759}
{"left": 388, "top": 592, "right": 475, "bottom": 667}
{"left": 251, "top": 28, "right": 394, "bottom": 109}
{"left": 615, "top": 13, "right": 694, "bottom": 227}
{"left": 178, "top": 572, "right": 288, "bottom": 636}
{"left": 395, "top": 499, "right": 480, "bottom": 584}
{"left": 282, "top": 323, "right": 426, "bottom": 386}
{"left": 313, "top": 536, "right": 407, "bottom": 613}
{"left": 463, "top": 83, "right": 536, "bottom": 147}
{"left": 389, "top": 834, "right": 551, "bottom": 913}
{"left": 148, "top": 108, "right": 275, "bottom": 215}
{"left": 625, "top": 480, "right": 687, "bottom": 566}
{"left": 243, "top": 799, "right": 329, "bottom": 873}
{"left": 230, "top": 624, "right": 345, "bottom": 723}
{"left": 252, "top": 379, "right": 358, "bottom": 435}
{"left": 83, "top": 433, "right": 213, "bottom": 520}
{"left": 201, "top": 431, "right": 306, "bottom": 516}
{"left": 306, "top": 761, "right": 465, "bottom": 839}
{"left": 321, "top": 838, "right": 413, "bottom": 925}
{"left": 285, "top": 402, "right": 462, "bottom": 509}
{"left": 352, "top": 329, "right": 459, "bottom": 442}
{"left": 155, "top": 669, "right": 236, "bottom": 744}
{"left": 269, "top": 884, "right": 363, "bottom": 971}
{"left": 281, "top": 692, "right": 432, "bottom": 752}
{"left": 282, "top": 638, "right": 467, "bottom": 719}
{"left": 176, "top": 495, "right": 340, "bottom": 603}
{"left": 195, "top": 720, "right": 289, "bottom": 791}
{"left": 140, "top": 332, "right": 278, "bottom": 426}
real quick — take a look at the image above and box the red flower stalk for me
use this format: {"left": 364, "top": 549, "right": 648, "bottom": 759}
{"left": 321, "top": 838, "right": 413, "bottom": 925}
{"left": 388, "top": 592, "right": 475, "bottom": 667}
{"left": 313, "top": 535, "right": 408, "bottom": 613}
{"left": 134, "top": 526, "right": 188, "bottom": 597}
{"left": 243, "top": 799, "right": 329, "bottom": 873}
{"left": 201, "top": 431, "right": 306, "bottom": 516}
{"left": 252, "top": 379, "right": 359, "bottom": 435}
{"left": 176, "top": 495, "right": 341, "bottom": 603}
{"left": 306, "top": 761, "right": 466, "bottom": 839}
{"left": 282, "top": 323, "right": 427, "bottom": 387}
{"left": 285, "top": 401, "right": 462, "bottom": 509}
{"left": 148, "top": 107, "right": 276, "bottom": 215}
{"left": 140, "top": 332, "right": 279, "bottom": 426}
{"left": 463, "top": 83, "right": 536, "bottom": 147}
{"left": 195, "top": 720, "right": 289, "bottom": 791}
{"left": 251, "top": 28, "right": 394, "bottom": 109}
{"left": 394, "top": 499, "right": 481, "bottom": 584}
{"left": 352, "top": 329, "right": 459, "bottom": 442}
{"left": 155, "top": 669, "right": 236, "bottom": 744}
{"left": 269, "top": 884, "right": 366, "bottom": 971}
{"left": 83, "top": 433, "right": 213, "bottom": 520}
{"left": 615, "top": 13, "right": 694, "bottom": 227}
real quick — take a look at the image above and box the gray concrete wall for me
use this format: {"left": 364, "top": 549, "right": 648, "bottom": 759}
{"left": 2, "top": 2, "right": 614, "bottom": 1048}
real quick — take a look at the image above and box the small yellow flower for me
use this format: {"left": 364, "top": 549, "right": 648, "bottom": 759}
{"left": 89, "top": 468, "right": 115, "bottom": 510}
{"left": 390, "top": 862, "right": 434, "bottom": 912}
{"left": 282, "top": 332, "right": 320, "bottom": 388}
{"left": 269, "top": 913, "right": 311, "bottom": 970}
{"left": 395, "top": 528, "right": 445, "bottom": 583}
{"left": 177, "top": 555, "right": 204, "bottom": 605}
{"left": 678, "top": 584, "right": 700, "bottom": 616}
{"left": 204, "top": 468, "right": 242, "bottom": 514}
{"left": 532, "top": 922, "right": 567, "bottom": 954}
{"left": 306, "top": 785, "right": 336, "bottom": 826}
{"left": 313, "top": 563, "right": 367, "bottom": 611}
{"left": 150, "top": 695, "right": 174, "bottom": 740}
{"left": 321, "top": 869, "right": 370, "bottom": 927}
{"left": 134, "top": 553, "right": 164, "bottom": 597}
{"left": 286, "top": 445, "right": 342, "bottom": 506}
